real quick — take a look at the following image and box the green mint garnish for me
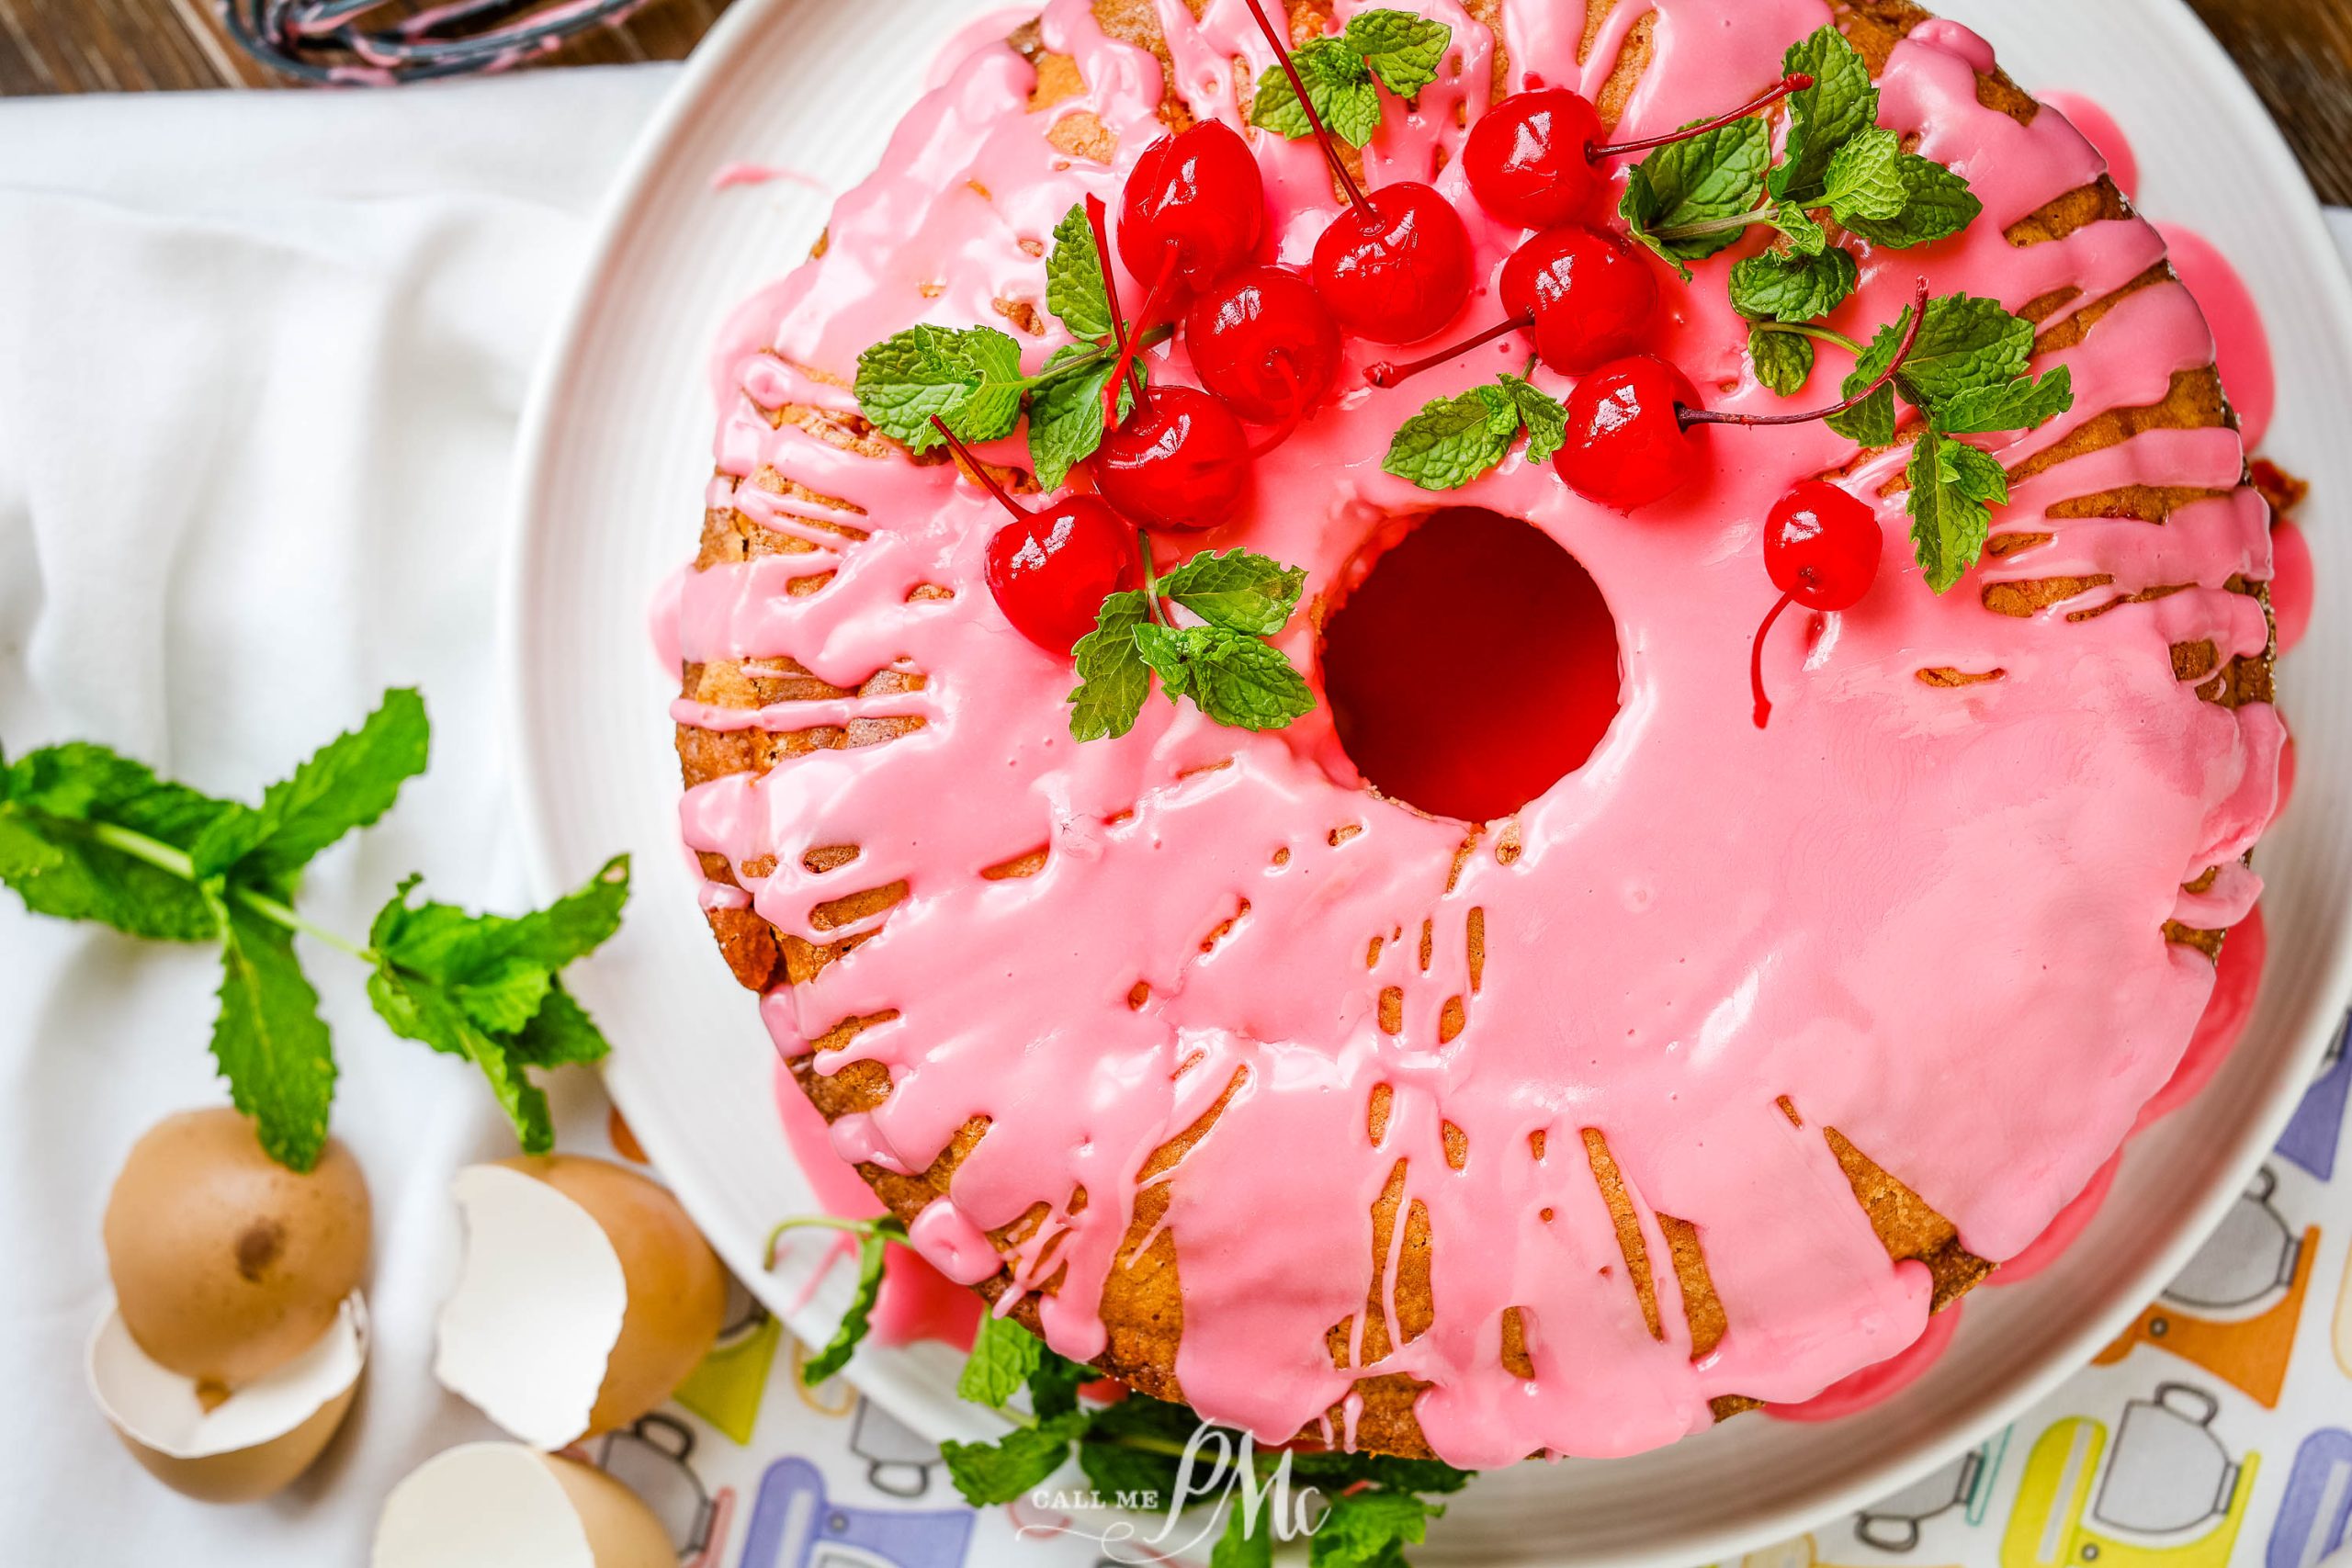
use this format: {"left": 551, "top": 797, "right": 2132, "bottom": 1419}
{"left": 1771, "top": 26, "right": 1882, "bottom": 203}
{"left": 1309, "top": 1490, "right": 1448, "bottom": 1568}
{"left": 763, "top": 1212, "right": 911, "bottom": 1386}
{"left": 1045, "top": 201, "right": 1114, "bottom": 342}
{"left": 1067, "top": 546, "right": 1315, "bottom": 740}
{"left": 1907, "top": 427, "right": 2009, "bottom": 593}
{"left": 1747, "top": 325, "right": 1817, "bottom": 396}
{"left": 0, "top": 690, "right": 629, "bottom": 1169}
{"left": 1840, "top": 152, "right": 1983, "bottom": 250}
{"left": 854, "top": 202, "right": 1170, "bottom": 478}
{"left": 1617, "top": 118, "right": 1774, "bottom": 276}
{"left": 958, "top": 1312, "right": 1046, "bottom": 1407}
{"left": 1382, "top": 372, "right": 1566, "bottom": 491}
{"left": 1250, "top": 9, "right": 1453, "bottom": 147}
{"left": 1730, "top": 248, "right": 1860, "bottom": 324}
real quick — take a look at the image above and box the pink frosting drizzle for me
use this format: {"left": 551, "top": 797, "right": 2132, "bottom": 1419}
{"left": 673, "top": 0, "right": 2284, "bottom": 1464}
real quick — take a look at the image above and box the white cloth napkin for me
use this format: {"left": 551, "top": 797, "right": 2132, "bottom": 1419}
{"left": 0, "top": 67, "right": 673, "bottom": 1563}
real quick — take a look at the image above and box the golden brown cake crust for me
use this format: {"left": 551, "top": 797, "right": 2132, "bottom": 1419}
{"left": 674, "top": 0, "right": 2272, "bottom": 1460}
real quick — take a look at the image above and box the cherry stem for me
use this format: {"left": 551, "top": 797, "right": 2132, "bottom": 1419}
{"left": 1085, "top": 194, "right": 1159, "bottom": 424}
{"left": 1136, "top": 527, "right": 1170, "bottom": 626}
{"left": 1750, "top": 590, "right": 1795, "bottom": 729}
{"left": 1682, "top": 277, "right": 1929, "bottom": 430}
{"left": 1365, "top": 312, "right": 1534, "bottom": 389}
{"left": 1239, "top": 0, "right": 1374, "bottom": 219}
{"left": 1589, "top": 73, "right": 1815, "bottom": 161}
{"left": 1109, "top": 250, "right": 1183, "bottom": 423}
{"left": 927, "top": 415, "right": 1030, "bottom": 516}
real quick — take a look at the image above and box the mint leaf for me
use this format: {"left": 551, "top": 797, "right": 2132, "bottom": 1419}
{"left": 1133, "top": 623, "right": 1194, "bottom": 703}
{"left": 1619, "top": 118, "right": 1772, "bottom": 276}
{"left": 1383, "top": 382, "right": 1519, "bottom": 490}
{"left": 505, "top": 981, "right": 610, "bottom": 1067}
{"left": 1843, "top": 294, "right": 2033, "bottom": 411}
{"left": 368, "top": 961, "right": 557, "bottom": 1151}
{"left": 1906, "top": 428, "right": 2005, "bottom": 592}
{"left": 208, "top": 893, "right": 335, "bottom": 1171}
{"left": 192, "top": 688, "right": 428, "bottom": 882}
{"left": 1215, "top": 1494, "right": 1276, "bottom": 1568}
{"left": 854, "top": 325, "right": 1030, "bottom": 450}
{"left": 1252, "top": 38, "right": 1382, "bottom": 147}
{"left": 1068, "top": 592, "right": 1153, "bottom": 740}
{"left": 1729, "top": 247, "right": 1859, "bottom": 323}
{"left": 941, "top": 1413, "right": 1087, "bottom": 1506}
{"left": 1026, "top": 345, "right": 1135, "bottom": 490}
{"left": 1773, "top": 25, "right": 1880, "bottom": 203}
{"left": 1821, "top": 127, "right": 1906, "bottom": 225}
{"left": 1158, "top": 549, "right": 1306, "bottom": 636}
{"left": 958, "top": 1313, "right": 1045, "bottom": 1407}
{"left": 0, "top": 744, "right": 234, "bottom": 940}
{"left": 490, "top": 854, "right": 631, "bottom": 972}
{"left": 1288, "top": 1451, "right": 1476, "bottom": 1495}
{"left": 1768, "top": 203, "right": 1829, "bottom": 256}
{"left": 1310, "top": 1491, "right": 1444, "bottom": 1568}
{"left": 1841, "top": 154, "right": 1982, "bottom": 249}
{"left": 1750, "top": 327, "right": 1816, "bottom": 396}
{"left": 1028, "top": 1347, "right": 1086, "bottom": 1420}
{"left": 804, "top": 1215, "right": 906, "bottom": 1384}
{"left": 1180, "top": 630, "right": 1317, "bottom": 732}
{"left": 1046, "top": 203, "right": 1113, "bottom": 341}
{"left": 1498, "top": 375, "right": 1566, "bottom": 463}
{"left": 1931, "top": 366, "right": 2075, "bottom": 435}
{"left": 1346, "top": 9, "right": 1451, "bottom": 97}
{"left": 1825, "top": 381, "right": 1897, "bottom": 446}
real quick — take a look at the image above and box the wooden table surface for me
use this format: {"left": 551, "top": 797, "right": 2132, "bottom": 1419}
{"left": 2, "top": 0, "right": 2347, "bottom": 204}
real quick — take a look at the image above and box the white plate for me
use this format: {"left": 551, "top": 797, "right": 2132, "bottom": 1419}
{"left": 501, "top": 3, "right": 2352, "bottom": 1562}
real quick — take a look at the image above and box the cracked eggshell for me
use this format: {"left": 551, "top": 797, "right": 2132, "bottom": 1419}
{"left": 371, "top": 1442, "right": 673, "bottom": 1568}
{"left": 435, "top": 1156, "right": 725, "bottom": 1449}
{"left": 88, "top": 1290, "right": 366, "bottom": 1503}
{"left": 103, "top": 1107, "right": 371, "bottom": 1388}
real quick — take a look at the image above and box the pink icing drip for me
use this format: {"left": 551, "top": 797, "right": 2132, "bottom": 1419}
{"left": 680, "top": 0, "right": 2287, "bottom": 1464}
{"left": 2039, "top": 92, "right": 2137, "bottom": 199}
{"left": 1995, "top": 1154, "right": 2121, "bottom": 1287}
{"left": 2157, "top": 224, "right": 2276, "bottom": 449}
{"left": 2272, "top": 520, "right": 2312, "bottom": 656}
{"left": 1764, "top": 1300, "right": 1963, "bottom": 1422}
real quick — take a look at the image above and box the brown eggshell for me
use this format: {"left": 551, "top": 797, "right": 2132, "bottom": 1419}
{"left": 104, "top": 1108, "right": 370, "bottom": 1387}
{"left": 496, "top": 1156, "right": 725, "bottom": 1436}
{"left": 111, "top": 1379, "right": 358, "bottom": 1505}
{"left": 541, "top": 1455, "right": 678, "bottom": 1567}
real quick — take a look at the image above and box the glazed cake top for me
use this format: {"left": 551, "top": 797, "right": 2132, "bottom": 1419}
{"left": 673, "top": 0, "right": 2282, "bottom": 1466}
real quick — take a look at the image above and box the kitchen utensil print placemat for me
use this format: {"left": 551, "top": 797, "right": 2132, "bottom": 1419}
{"left": 539, "top": 1006, "right": 2352, "bottom": 1568}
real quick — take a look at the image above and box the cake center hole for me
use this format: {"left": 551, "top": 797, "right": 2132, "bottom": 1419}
{"left": 1320, "top": 507, "right": 1622, "bottom": 823}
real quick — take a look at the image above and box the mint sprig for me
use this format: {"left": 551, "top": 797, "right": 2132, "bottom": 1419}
{"left": 1747, "top": 291, "right": 2072, "bottom": 592}
{"left": 1068, "top": 546, "right": 1315, "bottom": 740}
{"left": 1382, "top": 371, "right": 1566, "bottom": 491}
{"left": 1250, "top": 9, "right": 1453, "bottom": 147}
{"left": 1621, "top": 25, "right": 1980, "bottom": 280}
{"left": 853, "top": 200, "right": 1168, "bottom": 479}
{"left": 763, "top": 1212, "right": 912, "bottom": 1385}
{"left": 0, "top": 690, "right": 629, "bottom": 1169}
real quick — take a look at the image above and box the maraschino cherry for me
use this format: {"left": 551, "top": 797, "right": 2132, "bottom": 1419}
{"left": 1367, "top": 225, "right": 1658, "bottom": 387}
{"left": 1085, "top": 197, "right": 1253, "bottom": 532}
{"left": 930, "top": 415, "right": 1138, "bottom": 654}
{"left": 1184, "top": 265, "right": 1341, "bottom": 425}
{"left": 1553, "top": 279, "right": 1931, "bottom": 513}
{"left": 1750, "top": 481, "right": 1882, "bottom": 728}
{"left": 1462, "top": 73, "right": 1814, "bottom": 230}
{"left": 1241, "top": 0, "right": 1472, "bottom": 344}
{"left": 1119, "top": 120, "right": 1265, "bottom": 294}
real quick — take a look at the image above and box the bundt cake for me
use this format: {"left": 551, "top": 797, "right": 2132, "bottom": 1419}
{"left": 668, "top": 0, "right": 2283, "bottom": 1467}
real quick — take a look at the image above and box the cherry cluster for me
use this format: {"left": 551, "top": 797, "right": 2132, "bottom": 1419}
{"left": 974, "top": 0, "right": 1905, "bottom": 732}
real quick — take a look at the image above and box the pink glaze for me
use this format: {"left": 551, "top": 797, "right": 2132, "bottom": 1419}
{"left": 2140, "top": 902, "right": 2269, "bottom": 1129}
{"left": 2158, "top": 224, "right": 2276, "bottom": 449}
{"left": 2039, "top": 92, "right": 2137, "bottom": 199}
{"left": 1996, "top": 1155, "right": 2121, "bottom": 1286}
{"left": 711, "top": 163, "right": 832, "bottom": 194}
{"left": 1765, "top": 1301, "right": 1963, "bottom": 1422}
{"left": 673, "top": 2, "right": 2287, "bottom": 1465}
{"left": 2273, "top": 520, "right": 2312, "bottom": 655}
{"left": 771, "top": 1061, "right": 980, "bottom": 1350}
